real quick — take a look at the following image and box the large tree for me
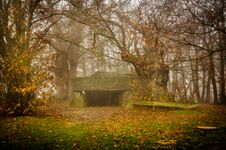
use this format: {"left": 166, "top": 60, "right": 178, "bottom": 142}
{"left": 0, "top": 0, "right": 60, "bottom": 115}
{"left": 66, "top": 0, "right": 173, "bottom": 99}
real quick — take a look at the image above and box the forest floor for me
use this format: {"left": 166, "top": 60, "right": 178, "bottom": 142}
{"left": 0, "top": 103, "right": 226, "bottom": 149}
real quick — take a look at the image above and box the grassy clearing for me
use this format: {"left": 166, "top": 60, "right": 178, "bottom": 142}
{"left": 0, "top": 104, "right": 226, "bottom": 149}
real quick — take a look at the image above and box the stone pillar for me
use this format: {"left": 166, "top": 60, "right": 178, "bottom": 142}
{"left": 72, "top": 92, "right": 86, "bottom": 107}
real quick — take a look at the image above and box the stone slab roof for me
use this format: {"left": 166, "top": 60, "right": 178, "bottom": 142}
{"left": 72, "top": 71, "right": 136, "bottom": 91}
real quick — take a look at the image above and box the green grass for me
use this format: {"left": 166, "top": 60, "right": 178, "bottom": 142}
{"left": 0, "top": 117, "right": 89, "bottom": 150}
{"left": 0, "top": 104, "right": 226, "bottom": 149}
{"left": 174, "top": 109, "right": 199, "bottom": 115}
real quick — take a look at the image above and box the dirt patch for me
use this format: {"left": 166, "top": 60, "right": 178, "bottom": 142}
{"left": 49, "top": 104, "right": 226, "bottom": 127}
{"left": 59, "top": 107, "right": 128, "bottom": 123}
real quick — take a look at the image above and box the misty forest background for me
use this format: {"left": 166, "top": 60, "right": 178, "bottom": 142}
{"left": 0, "top": 0, "right": 226, "bottom": 114}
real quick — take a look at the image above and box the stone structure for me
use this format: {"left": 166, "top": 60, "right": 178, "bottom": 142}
{"left": 71, "top": 72, "right": 135, "bottom": 107}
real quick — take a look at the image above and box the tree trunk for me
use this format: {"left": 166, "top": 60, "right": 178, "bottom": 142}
{"left": 201, "top": 65, "right": 206, "bottom": 102}
{"left": 81, "top": 57, "right": 87, "bottom": 77}
{"left": 206, "top": 72, "right": 211, "bottom": 102}
{"left": 66, "top": 60, "right": 78, "bottom": 100}
{"left": 218, "top": 0, "right": 226, "bottom": 104}
{"left": 218, "top": 29, "right": 226, "bottom": 104}
{"left": 209, "top": 54, "right": 218, "bottom": 103}
{"left": 189, "top": 51, "right": 200, "bottom": 101}
{"left": 194, "top": 53, "right": 200, "bottom": 100}
{"left": 181, "top": 65, "right": 188, "bottom": 100}
{"left": 219, "top": 47, "right": 225, "bottom": 104}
